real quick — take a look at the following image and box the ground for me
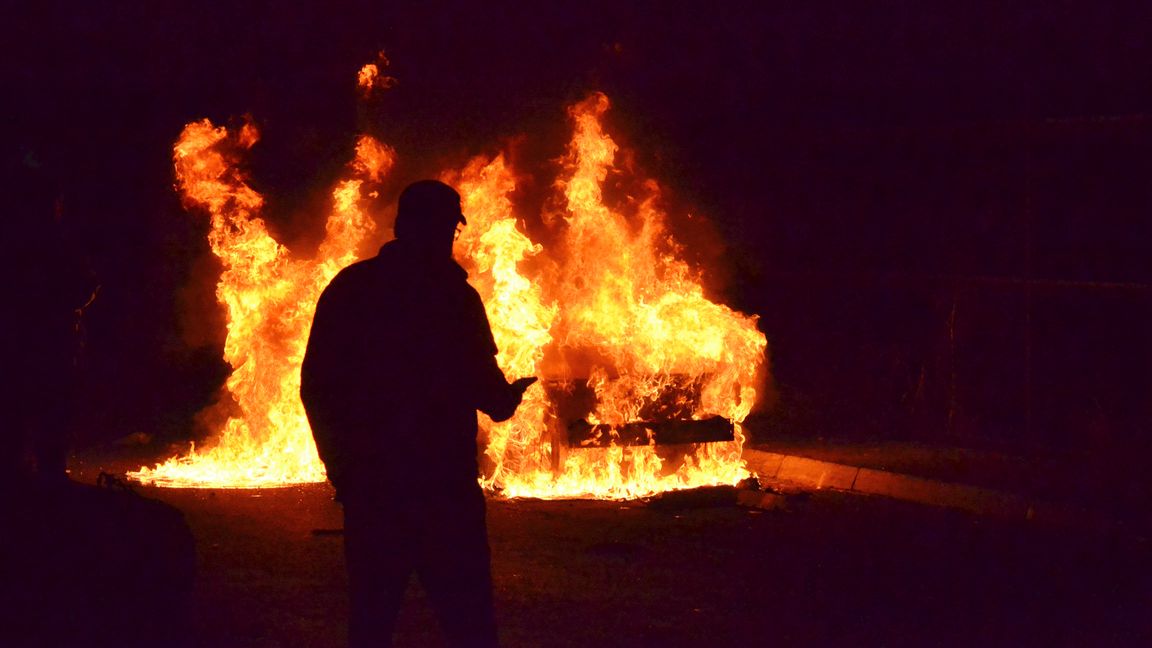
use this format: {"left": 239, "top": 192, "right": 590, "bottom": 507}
{"left": 92, "top": 476, "right": 1151, "bottom": 648}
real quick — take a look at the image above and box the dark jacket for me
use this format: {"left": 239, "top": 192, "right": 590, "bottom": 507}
{"left": 300, "top": 240, "right": 518, "bottom": 496}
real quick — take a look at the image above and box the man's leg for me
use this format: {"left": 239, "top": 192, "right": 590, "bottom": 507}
{"left": 343, "top": 499, "right": 414, "bottom": 647}
{"left": 418, "top": 486, "right": 498, "bottom": 648}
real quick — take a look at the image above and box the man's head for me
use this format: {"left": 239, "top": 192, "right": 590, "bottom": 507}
{"left": 393, "top": 180, "right": 466, "bottom": 255}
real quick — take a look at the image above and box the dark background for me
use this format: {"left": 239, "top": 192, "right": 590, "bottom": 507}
{"left": 4, "top": 1, "right": 1150, "bottom": 456}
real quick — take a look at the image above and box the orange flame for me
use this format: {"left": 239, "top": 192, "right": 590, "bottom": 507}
{"left": 129, "top": 123, "right": 393, "bottom": 487}
{"left": 132, "top": 80, "right": 766, "bottom": 499}
{"left": 451, "top": 93, "right": 767, "bottom": 498}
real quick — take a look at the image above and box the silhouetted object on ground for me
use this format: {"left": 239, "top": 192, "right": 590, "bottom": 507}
{"left": 0, "top": 476, "right": 197, "bottom": 648}
{"left": 302, "top": 180, "right": 535, "bottom": 647}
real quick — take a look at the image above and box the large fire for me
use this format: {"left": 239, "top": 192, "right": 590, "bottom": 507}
{"left": 130, "top": 80, "right": 768, "bottom": 499}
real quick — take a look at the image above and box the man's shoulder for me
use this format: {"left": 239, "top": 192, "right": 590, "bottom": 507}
{"left": 324, "top": 254, "right": 388, "bottom": 294}
{"left": 321, "top": 244, "right": 477, "bottom": 304}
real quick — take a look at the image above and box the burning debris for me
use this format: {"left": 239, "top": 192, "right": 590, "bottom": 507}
{"left": 130, "top": 73, "right": 768, "bottom": 499}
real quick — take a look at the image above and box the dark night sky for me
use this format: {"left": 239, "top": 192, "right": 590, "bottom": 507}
{"left": 5, "top": 1, "right": 1151, "bottom": 446}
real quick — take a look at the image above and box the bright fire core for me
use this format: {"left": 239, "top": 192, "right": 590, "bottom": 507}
{"left": 129, "top": 90, "right": 768, "bottom": 499}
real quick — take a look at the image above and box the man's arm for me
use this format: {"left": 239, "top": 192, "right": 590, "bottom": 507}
{"left": 476, "top": 362, "right": 536, "bottom": 423}
{"left": 460, "top": 287, "right": 536, "bottom": 422}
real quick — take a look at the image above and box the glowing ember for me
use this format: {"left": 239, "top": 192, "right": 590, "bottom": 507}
{"left": 357, "top": 51, "right": 396, "bottom": 97}
{"left": 132, "top": 74, "right": 767, "bottom": 498}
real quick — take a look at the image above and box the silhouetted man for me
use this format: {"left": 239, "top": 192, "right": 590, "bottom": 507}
{"left": 301, "top": 180, "right": 535, "bottom": 647}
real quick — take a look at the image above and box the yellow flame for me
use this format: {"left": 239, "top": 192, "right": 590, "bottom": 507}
{"left": 441, "top": 155, "right": 560, "bottom": 495}
{"left": 129, "top": 123, "right": 393, "bottom": 487}
{"left": 132, "top": 83, "right": 767, "bottom": 499}
{"left": 450, "top": 93, "right": 767, "bottom": 498}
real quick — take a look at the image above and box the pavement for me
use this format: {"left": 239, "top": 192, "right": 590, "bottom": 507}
{"left": 74, "top": 430, "right": 1147, "bottom": 535}
{"left": 742, "top": 437, "right": 1147, "bottom": 536}
{"left": 92, "top": 477, "right": 1152, "bottom": 647}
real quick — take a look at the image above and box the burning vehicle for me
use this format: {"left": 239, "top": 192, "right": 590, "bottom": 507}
{"left": 130, "top": 64, "right": 768, "bottom": 499}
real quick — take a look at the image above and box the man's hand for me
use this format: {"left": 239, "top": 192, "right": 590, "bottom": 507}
{"left": 511, "top": 376, "right": 538, "bottom": 394}
{"left": 487, "top": 377, "right": 539, "bottom": 423}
